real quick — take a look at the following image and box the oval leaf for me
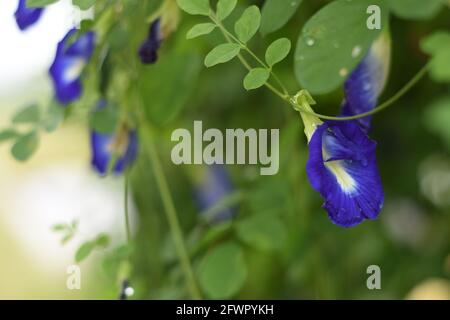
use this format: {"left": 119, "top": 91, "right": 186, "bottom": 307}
{"left": 261, "top": 0, "right": 302, "bottom": 35}
{"left": 388, "top": 0, "right": 443, "bottom": 20}
{"left": 265, "top": 38, "right": 291, "bottom": 67}
{"left": 11, "top": 131, "right": 39, "bottom": 162}
{"left": 204, "top": 43, "right": 241, "bottom": 67}
{"left": 243, "top": 68, "right": 270, "bottom": 90}
{"left": 294, "top": 0, "right": 387, "bottom": 94}
{"left": 198, "top": 242, "right": 247, "bottom": 299}
{"left": 75, "top": 241, "right": 96, "bottom": 263}
{"left": 176, "top": 0, "right": 210, "bottom": 16}
{"left": 234, "top": 5, "right": 261, "bottom": 43}
{"left": 217, "top": 0, "right": 237, "bottom": 20}
{"left": 187, "top": 23, "right": 216, "bottom": 39}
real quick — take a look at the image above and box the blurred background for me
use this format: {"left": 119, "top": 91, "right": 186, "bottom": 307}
{"left": 0, "top": 0, "right": 449, "bottom": 299}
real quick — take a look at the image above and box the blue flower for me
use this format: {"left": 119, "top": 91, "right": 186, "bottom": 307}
{"left": 303, "top": 35, "right": 390, "bottom": 227}
{"left": 194, "top": 165, "right": 236, "bottom": 223}
{"left": 91, "top": 126, "right": 138, "bottom": 175}
{"left": 306, "top": 120, "right": 384, "bottom": 227}
{"left": 138, "top": 19, "right": 162, "bottom": 64}
{"left": 341, "top": 34, "right": 391, "bottom": 132}
{"left": 49, "top": 29, "right": 95, "bottom": 104}
{"left": 15, "top": 0, "right": 43, "bottom": 31}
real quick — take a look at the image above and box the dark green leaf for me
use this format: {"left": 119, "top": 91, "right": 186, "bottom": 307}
{"left": 261, "top": 0, "right": 302, "bottom": 35}
{"left": 0, "top": 129, "right": 19, "bottom": 142}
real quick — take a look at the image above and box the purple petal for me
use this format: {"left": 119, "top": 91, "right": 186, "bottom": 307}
{"left": 15, "top": 0, "right": 43, "bottom": 31}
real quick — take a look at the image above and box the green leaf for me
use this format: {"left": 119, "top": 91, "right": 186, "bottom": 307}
{"left": 176, "top": 0, "right": 210, "bottom": 15}
{"left": 26, "top": 0, "right": 59, "bottom": 7}
{"left": 75, "top": 241, "right": 96, "bottom": 263}
{"left": 140, "top": 52, "right": 201, "bottom": 125}
{"left": 234, "top": 5, "right": 261, "bottom": 43}
{"left": 265, "top": 38, "right": 291, "bottom": 67}
{"left": 52, "top": 224, "right": 67, "bottom": 232}
{"left": 187, "top": 23, "right": 216, "bottom": 39}
{"left": 243, "top": 68, "right": 270, "bottom": 90}
{"left": 72, "top": 0, "right": 95, "bottom": 10}
{"left": 95, "top": 233, "right": 110, "bottom": 248}
{"left": 11, "top": 131, "right": 39, "bottom": 162}
{"left": 387, "top": 0, "right": 443, "bottom": 20}
{"left": 421, "top": 32, "right": 450, "bottom": 83}
{"left": 0, "top": 129, "right": 19, "bottom": 142}
{"left": 90, "top": 102, "right": 119, "bottom": 134}
{"left": 294, "top": 0, "right": 387, "bottom": 94}
{"left": 261, "top": 0, "right": 302, "bottom": 35}
{"left": 204, "top": 43, "right": 241, "bottom": 67}
{"left": 235, "top": 214, "right": 287, "bottom": 251}
{"left": 424, "top": 96, "right": 450, "bottom": 149}
{"left": 12, "top": 105, "right": 40, "bottom": 124}
{"left": 216, "top": 0, "right": 237, "bottom": 20}
{"left": 42, "top": 102, "right": 64, "bottom": 132}
{"left": 198, "top": 242, "right": 247, "bottom": 299}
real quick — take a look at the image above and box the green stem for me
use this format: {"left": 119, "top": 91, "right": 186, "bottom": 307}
{"left": 124, "top": 171, "right": 131, "bottom": 243}
{"left": 143, "top": 125, "right": 202, "bottom": 300}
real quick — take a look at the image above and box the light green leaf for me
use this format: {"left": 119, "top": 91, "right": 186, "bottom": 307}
{"left": 176, "top": 0, "right": 210, "bottom": 15}
{"left": 187, "top": 23, "right": 216, "bottom": 39}
{"left": 243, "top": 68, "right": 270, "bottom": 90}
{"left": 95, "top": 233, "right": 110, "bottom": 248}
{"left": 204, "top": 43, "right": 241, "bottom": 67}
{"left": 75, "top": 241, "right": 96, "bottom": 263}
{"left": 234, "top": 5, "right": 261, "bottom": 43}
{"left": 261, "top": 0, "right": 302, "bottom": 35}
{"left": 421, "top": 31, "right": 450, "bottom": 83}
{"left": 217, "top": 0, "right": 237, "bottom": 20}
{"left": 72, "top": 0, "right": 95, "bottom": 10}
{"left": 12, "top": 105, "right": 40, "bottom": 124}
{"left": 424, "top": 96, "right": 450, "bottom": 149}
{"left": 198, "top": 242, "right": 247, "bottom": 299}
{"left": 90, "top": 102, "right": 119, "bottom": 134}
{"left": 0, "top": 129, "right": 19, "bottom": 142}
{"left": 421, "top": 31, "right": 450, "bottom": 54}
{"left": 11, "top": 131, "right": 39, "bottom": 162}
{"left": 139, "top": 52, "right": 201, "bottom": 125}
{"left": 41, "top": 102, "right": 64, "bottom": 132}
{"left": 294, "top": 0, "right": 388, "bottom": 94}
{"left": 265, "top": 38, "right": 291, "bottom": 67}
{"left": 387, "top": 0, "right": 443, "bottom": 20}
{"left": 235, "top": 214, "right": 287, "bottom": 251}
{"left": 26, "top": 0, "right": 58, "bottom": 7}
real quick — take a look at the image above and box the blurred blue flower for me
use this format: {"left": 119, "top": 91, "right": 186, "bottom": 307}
{"left": 49, "top": 29, "right": 95, "bottom": 104}
{"left": 90, "top": 101, "right": 138, "bottom": 175}
{"left": 341, "top": 34, "right": 391, "bottom": 132}
{"left": 305, "top": 35, "right": 390, "bottom": 227}
{"left": 194, "top": 165, "right": 236, "bottom": 223}
{"left": 138, "top": 18, "right": 162, "bottom": 64}
{"left": 14, "top": 0, "right": 43, "bottom": 31}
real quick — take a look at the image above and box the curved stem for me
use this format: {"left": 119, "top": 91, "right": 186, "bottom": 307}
{"left": 143, "top": 125, "right": 202, "bottom": 300}
{"left": 124, "top": 171, "right": 131, "bottom": 243}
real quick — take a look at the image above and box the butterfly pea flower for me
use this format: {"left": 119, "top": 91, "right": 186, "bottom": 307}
{"left": 91, "top": 124, "right": 138, "bottom": 175}
{"left": 138, "top": 0, "right": 180, "bottom": 64}
{"left": 194, "top": 165, "right": 236, "bottom": 223}
{"left": 341, "top": 33, "right": 391, "bottom": 132}
{"left": 49, "top": 29, "right": 95, "bottom": 104}
{"left": 15, "top": 0, "right": 44, "bottom": 31}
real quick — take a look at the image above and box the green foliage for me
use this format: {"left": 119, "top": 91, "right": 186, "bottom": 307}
{"left": 387, "top": 0, "right": 443, "bottom": 20}
{"left": 27, "top": 0, "right": 58, "bottom": 7}
{"left": 140, "top": 52, "right": 201, "bottom": 125}
{"left": 198, "top": 241, "right": 247, "bottom": 298}
{"left": 235, "top": 214, "right": 287, "bottom": 251}
{"left": 11, "top": 131, "right": 39, "bottom": 162}
{"left": 424, "top": 96, "right": 450, "bottom": 149}
{"left": 243, "top": 68, "right": 270, "bottom": 90}
{"left": 0, "top": 129, "right": 19, "bottom": 142}
{"left": 176, "top": 0, "right": 210, "bottom": 16}
{"left": 421, "top": 31, "right": 450, "bottom": 83}
{"left": 72, "top": 0, "right": 96, "bottom": 10}
{"left": 12, "top": 105, "right": 40, "bottom": 125}
{"left": 216, "top": 0, "right": 237, "bottom": 21}
{"left": 186, "top": 23, "right": 216, "bottom": 39}
{"left": 52, "top": 220, "right": 78, "bottom": 245}
{"left": 265, "top": 38, "right": 291, "bottom": 67}
{"left": 204, "top": 43, "right": 241, "bottom": 67}
{"left": 294, "top": 0, "right": 387, "bottom": 94}
{"left": 234, "top": 5, "right": 261, "bottom": 43}
{"left": 261, "top": 0, "right": 302, "bottom": 35}
{"left": 90, "top": 102, "right": 119, "bottom": 134}
{"left": 75, "top": 233, "right": 110, "bottom": 263}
